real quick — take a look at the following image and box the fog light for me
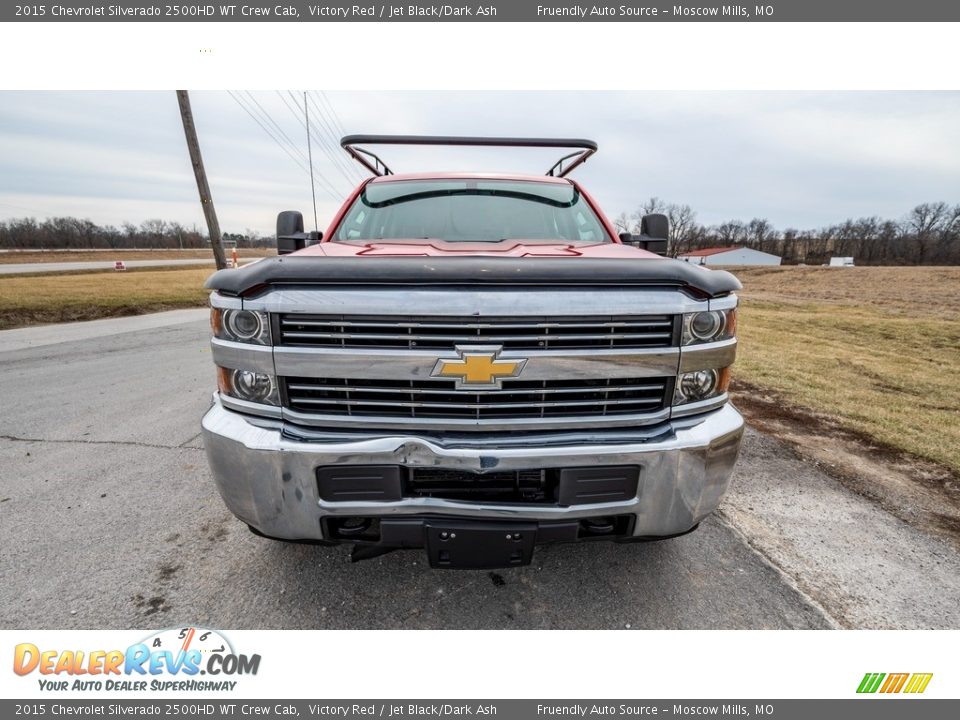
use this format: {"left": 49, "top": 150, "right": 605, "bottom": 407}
{"left": 679, "top": 369, "right": 718, "bottom": 401}
{"left": 233, "top": 369, "right": 274, "bottom": 403}
{"left": 217, "top": 366, "right": 279, "bottom": 405}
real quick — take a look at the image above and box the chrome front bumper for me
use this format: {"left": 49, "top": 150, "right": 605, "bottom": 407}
{"left": 201, "top": 395, "right": 744, "bottom": 542}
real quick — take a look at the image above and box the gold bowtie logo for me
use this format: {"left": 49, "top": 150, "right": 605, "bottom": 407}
{"left": 432, "top": 345, "right": 527, "bottom": 389}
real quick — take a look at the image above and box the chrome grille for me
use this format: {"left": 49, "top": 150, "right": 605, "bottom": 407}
{"left": 282, "top": 377, "right": 671, "bottom": 420}
{"left": 278, "top": 314, "right": 676, "bottom": 350}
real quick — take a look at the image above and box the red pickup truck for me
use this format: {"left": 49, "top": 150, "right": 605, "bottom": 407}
{"left": 202, "top": 136, "right": 743, "bottom": 568}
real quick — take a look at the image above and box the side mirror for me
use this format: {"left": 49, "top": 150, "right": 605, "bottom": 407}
{"left": 276, "top": 211, "right": 321, "bottom": 255}
{"left": 641, "top": 213, "right": 669, "bottom": 241}
{"left": 619, "top": 212, "right": 669, "bottom": 257}
{"left": 630, "top": 236, "right": 668, "bottom": 256}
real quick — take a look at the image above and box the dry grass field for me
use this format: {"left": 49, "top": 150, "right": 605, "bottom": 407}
{"left": 0, "top": 248, "right": 272, "bottom": 264}
{"left": 1, "top": 262, "right": 957, "bottom": 474}
{"left": 732, "top": 266, "right": 960, "bottom": 473}
{"left": 0, "top": 267, "right": 213, "bottom": 329}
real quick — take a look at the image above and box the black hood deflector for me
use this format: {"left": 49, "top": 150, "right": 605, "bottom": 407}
{"left": 206, "top": 256, "right": 741, "bottom": 299}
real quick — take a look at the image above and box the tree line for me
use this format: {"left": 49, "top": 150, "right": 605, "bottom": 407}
{"left": 0, "top": 217, "right": 275, "bottom": 250}
{"left": 2, "top": 202, "right": 959, "bottom": 264}
{"left": 615, "top": 200, "right": 960, "bottom": 265}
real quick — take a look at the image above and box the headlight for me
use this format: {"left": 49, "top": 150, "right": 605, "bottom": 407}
{"left": 682, "top": 308, "right": 736, "bottom": 345}
{"left": 690, "top": 311, "right": 724, "bottom": 340}
{"left": 217, "top": 366, "right": 280, "bottom": 406}
{"left": 674, "top": 367, "right": 731, "bottom": 405}
{"left": 211, "top": 308, "right": 271, "bottom": 345}
{"left": 225, "top": 310, "right": 262, "bottom": 340}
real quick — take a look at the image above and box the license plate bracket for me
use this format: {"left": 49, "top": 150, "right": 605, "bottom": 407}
{"left": 425, "top": 520, "right": 537, "bottom": 569}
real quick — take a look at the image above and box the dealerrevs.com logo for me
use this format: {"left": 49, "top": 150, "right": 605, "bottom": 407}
{"left": 13, "top": 627, "right": 261, "bottom": 692}
{"left": 857, "top": 673, "right": 933, "bottom": 694}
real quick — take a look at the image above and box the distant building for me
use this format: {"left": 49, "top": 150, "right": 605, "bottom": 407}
{"left": 678, "top": 246, "right": 782, "bottom": 266}
{"left": 829, "top": 256, "right": 855, "bottom": 267}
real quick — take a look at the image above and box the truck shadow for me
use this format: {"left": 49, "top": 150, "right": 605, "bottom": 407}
{"left": 243, "top": 516, "right": 830, "bottom": 630}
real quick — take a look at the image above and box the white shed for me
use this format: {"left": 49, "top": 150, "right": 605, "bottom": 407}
{"left": 678, "top": 246, "right": 782, "bottom": 266}
{"left": 829, "top": 257, "right": 855, "bottom": 267}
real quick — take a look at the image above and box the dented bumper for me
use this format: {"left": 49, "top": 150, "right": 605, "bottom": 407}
{"left": 201, "top": 395, "right": 744, "bottom": 551}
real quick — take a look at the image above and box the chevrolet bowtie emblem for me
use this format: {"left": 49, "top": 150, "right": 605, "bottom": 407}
{"left": 431, "top": 345, "right": 527, "bottom": 389}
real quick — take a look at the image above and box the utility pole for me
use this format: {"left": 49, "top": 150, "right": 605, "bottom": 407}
{"left": 176, "top": 90, "right": 227, "bottom": 270}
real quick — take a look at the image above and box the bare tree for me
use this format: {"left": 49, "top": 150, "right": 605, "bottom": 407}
{"left": 140, "top": 219, "right": 169, "bottom": 248}
{"left": 630, "top": 197, "right": 667, "bottom": 231}
{"left": 714, "top": 220, "right": 747, "bottom": 246}
{"left": 904, "top": 201, "right": 951, "bottom": 263}
{"left": 746, "top": 218, "right": 776, "bottom": 253}
{"left": 613, "top": 212, "right": 633, "bottom": 235}
{"left": 642, "top": 196, "right": 667, "bottom": 215}
{"left": 667, "top": 204, "right": 697, "bottom": 255}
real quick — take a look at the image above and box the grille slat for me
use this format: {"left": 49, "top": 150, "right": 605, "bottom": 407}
{"left": 285, "top": 396, "right": 664, "bottom": 409}
{"left": 279, "top": 314, "right": 676, "bottom": 350}
{"left": 281, "top": 331, "right": 673, "bottom": 343}
{"left": 279, "top": 319, "right": 674, "bottom": 330}
{"left": 285, "top": 382, "right": 666, "bottom": 395}
{"left": 283, "top": 376, "right": 670, "bottom": 420}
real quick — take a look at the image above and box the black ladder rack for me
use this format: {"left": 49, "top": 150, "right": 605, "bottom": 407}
{"left": 340, "top": 134, "right": 598, "bottom": 178}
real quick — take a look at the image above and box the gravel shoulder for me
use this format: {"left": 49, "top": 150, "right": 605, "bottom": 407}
{"left": 721, "top": 426, "right": 960, "bottom": 629}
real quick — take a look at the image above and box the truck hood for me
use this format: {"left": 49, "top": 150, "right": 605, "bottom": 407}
{"left": 295, "top": 240, "right": 662, "bottom": 259}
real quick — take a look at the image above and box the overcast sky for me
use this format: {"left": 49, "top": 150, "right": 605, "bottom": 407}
{"left": 0, "top": 91, "right": 957, "bottom": 236}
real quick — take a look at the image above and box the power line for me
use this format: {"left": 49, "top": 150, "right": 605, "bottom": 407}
{"left": 227, "top": 91, "right": 343, "bottom": 204}
{"left": 242, "top": 91, "right": 346, "bottom": 202}
{"left": 227, "top": 91, "right": 310, "bottom": 176}
{"left": 243, "top": 90, "right": 347, "bottom": 200}
{"left": 243, "top": 91, "right": 311, "bottom": 168}
{"left": 275, "top": 91, "right": 351, "bottom": 200}
{"left": 309, "top": 91, "right": 365, "bottom": 182}
{"left": 318, "top": 91, "right": 350, "bottom": 139}
{"left": 276, "top": 90, "right": 354, "bottom": 196}
{"left": 306, "top": 91, "right": 366, "bottom": 183}
{"left": 314, "top": 91, "right": 367, "bottom": 183}
{"left": 287, "top": 90, "right": 358, "bottom": 186}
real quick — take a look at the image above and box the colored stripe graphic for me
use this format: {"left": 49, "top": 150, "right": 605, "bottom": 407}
{"left": 857, "top": 673, "right": 885, "bottom": 693}
{"left": 857, "top": 672, "right": 933, "bottom": 694}
{"left": 904, "top": 673, "right": 933, "bottom": 694}
{"left": 880, "top": 673, "right": 909, "bottom": 693}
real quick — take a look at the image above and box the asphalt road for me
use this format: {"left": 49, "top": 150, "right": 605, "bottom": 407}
{"left": 2, "top": 312, "right": 959, "bottom": 629}
{"left": 0, "top": 258, "right": 218, "bottom": 274}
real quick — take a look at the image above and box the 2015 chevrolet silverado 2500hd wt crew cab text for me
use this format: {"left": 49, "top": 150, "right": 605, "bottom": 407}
{"left": 201, "top": 135, "right": 744, "bottom": 569}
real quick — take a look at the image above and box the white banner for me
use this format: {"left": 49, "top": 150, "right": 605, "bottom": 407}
{"left": 2, "top": 629, "right": 956, "bottom": 699}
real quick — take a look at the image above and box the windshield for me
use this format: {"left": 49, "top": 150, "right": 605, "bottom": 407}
{"left": 333, "top": 179, "right": 611, "bottom": 243}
